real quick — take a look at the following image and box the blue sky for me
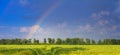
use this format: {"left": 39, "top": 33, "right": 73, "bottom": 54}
{"left": 0, "top": 0, "right": 120, "bottom": 40}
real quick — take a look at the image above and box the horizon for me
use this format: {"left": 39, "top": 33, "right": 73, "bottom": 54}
{"left": 0, "top": 0, "right": 120, "bottom": 41}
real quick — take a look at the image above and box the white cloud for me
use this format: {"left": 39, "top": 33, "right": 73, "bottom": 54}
{"left": 91, "top": 11, "right": 110, "bottom": 20}
{"left": 91, "top": 13, "right": 102, "bottom": 19}
{"left": 108, "top": 25, "right": 118, "bottom": 31}
{"left": 30, "top": 25, "right": 39, "bottom": 33}
{"left": 100, "top": 11, "right": 110, "bottom": 16}
{"left": 78, "top": 24, "right": 92, "bottom": 32}
{"left": 72, "top": 24, "right": 94, "bottom": 33}
{"left": 20, "top": 27, "right": 29, "bottom": 32}
{"left": 25, "top": 24, "right": 40, "bottom": 39}
{"left": 26, "top": 23, "right": 73, "bottom": 40}
{"left": 98, "top": 20, "right": 109, "bottom": 26}
{"left": 0, "top": 24, "right": 117, "bottom": 41}
{"left": 57, "top": 22, "right": 67, "bottom": 28}
{"left": 20, "top": 24, "right": 40, "bottom": 33}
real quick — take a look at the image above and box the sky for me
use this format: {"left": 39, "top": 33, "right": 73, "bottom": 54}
{"left": 0, "top": 0, "right": 120, "bottom": 41}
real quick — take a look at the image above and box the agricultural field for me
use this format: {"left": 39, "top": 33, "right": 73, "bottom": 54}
{"left": 0, "top": 45, "right": 119, "bottom": 55}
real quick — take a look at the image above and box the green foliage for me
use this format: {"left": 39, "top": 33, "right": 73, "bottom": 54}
{"left": 85, "top": 38, "right": 91, "bottom": 45}
{"left": 98, "top": 40, "right": 103, "bottom": 45}
{"left": 56, "top": 38, "right": 62, "bottom": 44}
{"left": 48, "top": 38, "right": 52, "bottom": 44}
{"left": 44, "top": 38, "right": 47, "bottom": 44}
{"left": 33, "top": 39, "right": 39, "bottom": 45}
{"left": 0, "top": 38, "right": 120, "bottom": 45}
{"left": 92, "top": 39, "right": 96, "bottom": 45}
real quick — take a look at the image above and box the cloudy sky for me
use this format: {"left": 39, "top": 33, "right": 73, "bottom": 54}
{"left": 0, "top": 0, "right": 120, "bottom": 40}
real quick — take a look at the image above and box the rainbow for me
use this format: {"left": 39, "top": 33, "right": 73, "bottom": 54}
{"left": 25, "top": 0, "right": 61, "bottom": 39}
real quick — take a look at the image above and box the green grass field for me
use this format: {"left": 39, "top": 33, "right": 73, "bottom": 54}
{"left": 0, "top": 45, "right": 120, "bottom": 55}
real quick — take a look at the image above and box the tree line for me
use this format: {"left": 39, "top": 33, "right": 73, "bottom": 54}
{"left": 0, "top": 38, "right": 120, "bottom": 45}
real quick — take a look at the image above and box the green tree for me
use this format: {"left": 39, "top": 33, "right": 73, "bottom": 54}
{"left": 98, "top": 40, "right": 103, "bottom": 45}
{"left": 117, "top": 39, "right": 120, "bottom": 45}
{"left": 56, "top": 38, "right": 62, "bottom": 44}
{"left": 48, "top": 38, "right": 52, "bottom": 44}
{"left": 27, "top": 39, "right": 32, "bottom": 44}
{"left": 44, "top": 38, "right": 47, "bottom": 44}
{"left": 85, "top": 38, "right": 91, "bottom": 45}
{"left": 103, "top": 39, "right": 111, "bottom": 45}
{"left": 33, "top": 39, "right": 39, "bottom": 44}
{"left": 92, "top": 39, "right": 96, "bottom": 45}
{"left": 79, "top": 38, "right": 85, "bottom": 45}
{"left": 72, "top": 38, "right": 80, "bottom": 45}
{"left": 51, "top": 38, "right": 55, "bottom": 44}
{"left": 22, "top": 39, "right": 28, "bottom": 44}
{"left": 62, "top": 40, "right": 66, "bottom": 44}
{"left": 65, "top": 38, "right": 72, "bottom": 44}
{"left": 111, "top": 39, "right": 117, "bottom": 45}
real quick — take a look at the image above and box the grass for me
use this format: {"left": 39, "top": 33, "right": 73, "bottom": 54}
{"left": 0, "top": 45, "right": 119, "bottom": 55}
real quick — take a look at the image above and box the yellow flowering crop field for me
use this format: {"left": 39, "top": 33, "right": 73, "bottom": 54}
{"left": 0, "top": 45, "right": 119, "bottom": 55}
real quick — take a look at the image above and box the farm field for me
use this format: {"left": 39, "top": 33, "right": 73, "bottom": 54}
{"left": 0, "top": 45, "right": 119, "bottom": 55}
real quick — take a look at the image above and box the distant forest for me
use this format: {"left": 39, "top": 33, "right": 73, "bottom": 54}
{"left": 0, "top": 38, "right": 120, "bottom": 45}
